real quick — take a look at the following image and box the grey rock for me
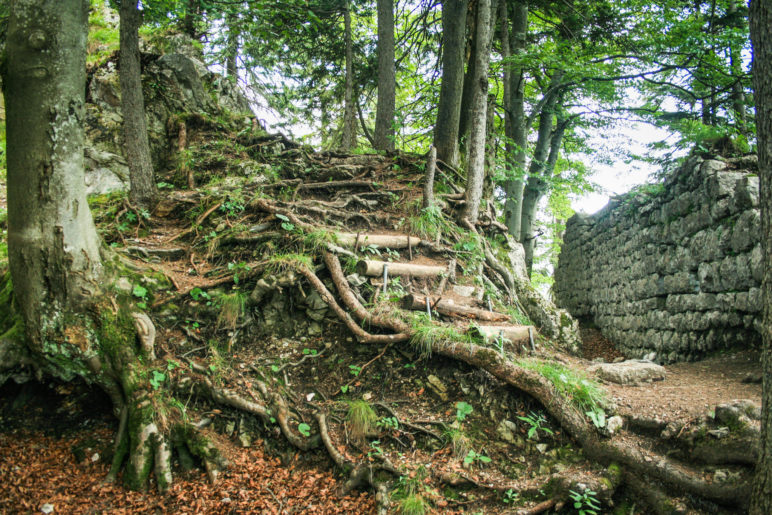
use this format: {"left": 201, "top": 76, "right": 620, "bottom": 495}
{"left": 606, "top": 416, "right": 624, "bottom": 435}
{"left": 496, "top": 420, "right": 519, "bottom": 444}
{"left": 707, "top": 427, "right": 730, "bottom": 439}
{"left": 346, "top": 274, "right": 368, "bottom": 287}
{"left": 426, "top": 375, "right": 448, "bottom": 401}
{"left": 452, "top": 285, "right": 476, "bottom": 298}
{"left": 591, "top": 360, "right": 666, "bottom": 385}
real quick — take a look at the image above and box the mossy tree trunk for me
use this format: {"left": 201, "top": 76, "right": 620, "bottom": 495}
{"left": 2, "top": 0, "right": 210, "bottom": 493}
{"left": 750, "top": 0, "right": 772, "bottom": 512}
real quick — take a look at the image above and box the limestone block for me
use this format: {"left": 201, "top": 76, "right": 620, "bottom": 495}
{"left": 591, "top": 360, "right": 666, "bottom": 385}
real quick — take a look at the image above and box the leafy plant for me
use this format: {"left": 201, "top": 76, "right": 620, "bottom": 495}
{"left": 349, "top": 364, "right": 362, "bottom": 377}
{"left": 275, "top": 213, "right": 295, "bottom": 232}
{"left": 298, "top": 422, "right": 311, "bottom": 437}
{"left": 586, "top": 408, "right": 606, "bottom": 429}
{"left": 149, "top": 370, "right": 166, "bottom": 390}
{"left": 227, "top": 261, "right": 251, "bottom": 284}
{"left": 132, "top": 284, "right": 148, "bottom": 309}
{"left": 455, "top": 401, "right": 474, "bottom": 422}
{"left": 517, "top": 411, "right": 554, "bottom": 440}
{"left": 568, "top": 488, "right": 601, "bottom": 515}
{"left": 367, "top": 440, "right": 384, "bottom": 458}
{"left": 377, "top": 416, "right": 399, "bottom": 430}
{"left": 463, "top": 450, "right": 492, "bottom": 467}
{"left": 502, "top": 488, "right": 520, "bottom": 504}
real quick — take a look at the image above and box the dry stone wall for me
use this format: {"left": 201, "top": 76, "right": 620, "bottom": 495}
{"left": 555, "top": 154, "right": 761, "bottom": 363}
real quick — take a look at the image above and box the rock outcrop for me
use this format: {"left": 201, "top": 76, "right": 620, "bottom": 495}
{"left": 84, "top": 38, "right": 255, "bottom": 195}
{"left": 555, "top": 154, "right": 761, "bottom": 363}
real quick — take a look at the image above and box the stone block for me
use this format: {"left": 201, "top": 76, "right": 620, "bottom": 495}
{"left": 591, "top": 360, "right": 667, "bottom": 385}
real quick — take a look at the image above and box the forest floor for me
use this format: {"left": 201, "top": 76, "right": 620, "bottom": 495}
{"left": 0, "top": 124, "right": 761, "bottom": 513}
{"left": 0, "top": 329, "right": 760, "bottom": 514}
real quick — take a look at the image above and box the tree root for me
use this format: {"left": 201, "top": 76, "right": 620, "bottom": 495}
{"left": 313, "top": 252, "right": 750, "bottom": 509}
{"left": 315, "top": 412, "right": 393, "bottom": 514}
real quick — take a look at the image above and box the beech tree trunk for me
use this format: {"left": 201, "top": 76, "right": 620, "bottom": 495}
{"left": 342, "top": 0, "right": 357, "bottom": 150}
{"left": 120, "top": 0, "right": 157, "bottom": 210}
{"left": 750, "top": 1, "right": 772, "bottom": 512}
{"left": 433, "top": 0, "right": 468, "bottom": 167}
{"left": 460, "top": 0, "right": 494, "bottom": 223}
{"left": 374, "top": 0, "right": 395, "bottom": 151}
{"left": 502, "top": 0, "right": 528, "bottom": 240}
{"left": 225, "top": 10, "right": 239, "bottom": 79}
{"left": 3, "top": 0, "right": 103, "bottom": 348}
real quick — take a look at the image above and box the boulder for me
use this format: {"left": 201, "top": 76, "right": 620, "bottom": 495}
{"left": 591, "top": 360, "right": 666, "bottom": 385}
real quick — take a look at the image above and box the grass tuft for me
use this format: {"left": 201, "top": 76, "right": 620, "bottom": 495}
{"left": 346, "top": 399, "right": 378, "bottom": 443}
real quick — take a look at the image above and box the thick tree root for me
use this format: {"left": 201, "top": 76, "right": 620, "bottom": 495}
{"left": 313, "top": 251, "right": 751, "bottom": 510}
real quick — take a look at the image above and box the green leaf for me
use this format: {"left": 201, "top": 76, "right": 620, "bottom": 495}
{"left": 455, "top": 401, "right": 474, "bottom": 422}
{"left": 132, "top": 285, "right": 148, "bottom": 298}
{"left": 298, "top": 423, "right": 311, "bottom": 437}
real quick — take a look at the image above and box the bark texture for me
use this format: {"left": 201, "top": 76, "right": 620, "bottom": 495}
{"left": 750, "top": 0, "right": 772, "bottom": 512}
{"left": 502, "top": 0, "right": 528, "bottom": 239}
{"left": 374, "top": 0, "right": 395, "bottom": 151}
{"left": 3, "top": 0, "right": 103, "bottom": 348}
{"left": 461, "top": 0, "right": 493, "bottom": 223}
{"left": 120, "top": 0, "right": 157, "bottom": 210}
{"left": 342, "top": 0, "right": 356, "bottom": 150}
{"left": 433, "top": 0, "right": 468, "bottom": 166}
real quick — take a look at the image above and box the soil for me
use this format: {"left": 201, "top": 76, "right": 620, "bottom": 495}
{"left": 578, "top": 327, "right": 762, "bottom": 425}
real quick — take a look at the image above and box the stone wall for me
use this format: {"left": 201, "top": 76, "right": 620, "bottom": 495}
{"left": 555, "top": 154, "right": 761, "bottom": 363}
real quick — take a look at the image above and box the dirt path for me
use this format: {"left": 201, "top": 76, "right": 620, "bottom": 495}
{"left": 580, "top": 327, "right": 762, "bottom": 424}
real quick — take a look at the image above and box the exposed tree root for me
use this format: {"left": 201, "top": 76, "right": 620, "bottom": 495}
{"left": 311, "top": 252, "right": 750, "bottom": 510}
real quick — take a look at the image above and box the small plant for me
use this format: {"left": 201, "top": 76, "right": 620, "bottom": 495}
{"left": 346, "top": 399, "right": 377, "bottom": 443}
{"left": 275, "top": 213, "right": 295, "bottom": 232}
{"left": 455, "top": 401, "right": 474, "bottom": 422}
{"left": 517, "top": 411, "right": 554, "bottom": 440}
{"left": 189, "top": 287, "right": 212, "bottom": 304}
{"left": 377, "top": 416, "right": 399, "bottom": 430}
{"left": 463, "top": 450, "right": 492, "bottom": 467}
{"left": 227, "top": 261, "right": 250, "bottom": 284}
{"left": 586, "top": 408, "right": 606, "bottom": 429}
{"left": 394, "top": 468, "right": 430, "bottom": 515}
{"left": 349, "top": 364, "right": 362, "bottom": 377}
{"left": 298, "top": 423, "right": 311, "bottom": 437}
{"left": 149, "top": 370, "right": 166, "bottom": 390}
{"left": 396, "top": 494, "right": 428, "bottom": 515}
{"left": 302, "top": 348, "right": 318, "bottom": 356}
{"left": 132, "top": 284, "right": 148, "bottom": 309}
{"left": 502, "top": 489, "right": 520, "bottom": 504}
{"left": 367, "top": 440, "right": 384, "bottom": 458}
{"left": 217, "top": 291, "right": 246, "bottom": 329}
{"left": 568, "top": 488, "right": 601, "bottom": 515}
{"left": 444, "top": 427, "right": 470, "bottom": 457}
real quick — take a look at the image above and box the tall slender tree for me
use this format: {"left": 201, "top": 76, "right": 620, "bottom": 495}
{"left": 433, "top": 0, "right": 468, "bottom": 166}
{"left": 342, "top": 0, "right": 356, "bottom": 150}
{"left": 374, "top": 0, "right": 395, "bottom": 151}
{"left": 120, "top": 0, "right": 157, "bottom": 210}
{"left": 749, "top": 0, "right": 772, "bottom": 512}
{"left": 501, "top": 0, "right": 528, "bottom": 239}
{"left": 460, "top": 0, "right": 493, "bottom": 223}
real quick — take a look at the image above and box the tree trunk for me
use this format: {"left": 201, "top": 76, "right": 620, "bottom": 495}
{"left": 225, "top": 10, "right": 239, "bottom": 79}
{"left": 182, "top": 0, "right": 200, "bottom": 39}
{"left": 460, "top": 0, "right": 494, "bottom": 224}
{"left": 342, "top": 0, "right": 357, "bottom": 151}
{"left": 120, "top": 0, "right": 157, "bottom": 210}
{"left": 423, "top": 146, "right": 437, "bottom": 209}
{"left": 374, "top": 0, "right": 395, "bottom": 151}
{"left": 728, "top": 0, "right": 747, "bottom": 132}
{"left": 433, "top": 0, "right": 468, "bottom": 167}
{"left": 458, "top": 0, "right": 477, "bottom": 148}
{"left": 502, "top": 0, "right": 528, "bottom": 240}
{"left": 3, "top": 0, "right": 103, "bottom": 348}
{"left": 750, "top": 1, "right": 772, "bottom": 512}
{"left": 518, "top": 73, "right": 565, "bottom": 275}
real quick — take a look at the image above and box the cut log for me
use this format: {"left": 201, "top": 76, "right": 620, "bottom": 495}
{"left": 402, "top": 294, "right": 509, "bottom": 322}
{"left": 336, "top": 233, "right": 422, "bottom": 249}
{"left": 356, "top": 260, "right": 446, "bottom": 278}
{"left": 471, "top": 324, "right": 533, "bottom": 343}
